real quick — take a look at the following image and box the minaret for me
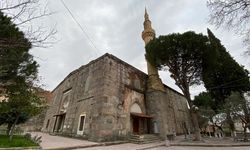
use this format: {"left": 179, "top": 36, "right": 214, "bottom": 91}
{"left": 142, "top": 8, "right": 165, "bottom": 91}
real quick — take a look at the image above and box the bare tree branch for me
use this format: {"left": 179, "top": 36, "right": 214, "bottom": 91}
{"left": 0, "top": 0, "right": 33, "bottom": 11}
{"left": 0, "top": 0, "right": 57, "bottom": 48}
{"left": 207, "top": 0, "right": 250, "bottom": 53}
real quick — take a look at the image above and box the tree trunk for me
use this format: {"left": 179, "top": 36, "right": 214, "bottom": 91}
{"left": 183, "top": 88, "right": 201, "bottom": 141}
{"left": 243, "top": 126, "right": 248, "bottom": 142}
{"left": 6, "top": 123, "right": 12, "bottom": 136}
{"left": 190, "top": 110, "right": 201, "bottom": 141}
{"left": 226, "top": 112, "right": 235, "bottom": 137}
{"left": 242, "top": 96, "right": 250, "bottom": 138}
{"left": 9, "top": 115, "right": 19, "bottom": 141}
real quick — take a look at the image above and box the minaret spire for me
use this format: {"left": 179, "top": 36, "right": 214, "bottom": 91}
{"left": 144, "top": 8, "right": 149, "bottom": 20}
{"left": 142, "top": 9, "right": 164, "bottom": 91}
{"left": 142, "top": 8, "right": 155, "bottom": 42}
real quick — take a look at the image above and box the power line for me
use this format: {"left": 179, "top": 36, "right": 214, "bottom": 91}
{"left": 59, "top": 0, "right": 99, "bottom": 52}
{"left": 208, "top": 77, "right": 249, "bottom": 90}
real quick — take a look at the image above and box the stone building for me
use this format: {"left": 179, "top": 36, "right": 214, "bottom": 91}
{"left": 42, "top": 9, "right": 192, "bottom": 141}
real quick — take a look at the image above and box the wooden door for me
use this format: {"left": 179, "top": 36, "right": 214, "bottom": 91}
{"left": 133, "top": 117, "right": 139, "bottom": 134}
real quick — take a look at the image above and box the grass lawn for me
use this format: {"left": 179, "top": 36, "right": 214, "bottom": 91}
{"left": 0, "top": 134, "right": 38, "bottom": 148}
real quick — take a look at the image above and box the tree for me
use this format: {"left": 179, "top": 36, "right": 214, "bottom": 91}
{"left": 202, "top": 29, "right": 250, "bottom": 108}
{"left": 0, "top": 11, "right": 35, "bottom": 84}
{"left": 194, "top": 92, "right": 216, "bottom": 128}
{"left": 202, "top": 29, "right": 250, "bottom": 136}
{"left": 0, "top": 101, "right": 30, "bottom": 136}
{"left": 194, "top": 92, "right": 216, "bottom": 110}
{"left": 146, "top": 31, "right": 209, "bottom": 141}
{"left": 244, "top": 91, "right": 250, "bottom": 132}
{"left": 0, "top": 0, "right": 56, "bottom": 48}
{"left": 221, "top": 91, "right": 250, "bottom": 139}
{"left": 4, "top": 83, "right": 44, "bottom": 141}
{"left": 207, "top": 0, "right": 250, "bottom": 53}
{"left": 223, "top": 92, "right": 244, "bottom": 134}
{"left": 0, "top": 12, "right": 44, "bottom": 141}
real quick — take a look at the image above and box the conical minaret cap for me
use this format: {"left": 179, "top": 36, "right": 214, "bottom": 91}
{"left": 144, "top": 8, "right": 149, "bottom": 21}
{"left": 142, "top": 8, "right": 155, "bottom": 44}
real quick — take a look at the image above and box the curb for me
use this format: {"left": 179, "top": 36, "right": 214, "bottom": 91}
{"left": 136, "top": 143, "right": 165, "bottom": 150}
{"left": 170, "top": 143, "right": 250, "bottom": 147}
{"left": 43, "top": 143, "right": 102, "bottom": 150}
{"left": 0, "top": 146, "right": 41, "bottom": 150}
{"left": 43, "top": 141, "right": 128, "bottom": 150}
{"left": 102, "top": 141, "right": 128, "bottom": 146}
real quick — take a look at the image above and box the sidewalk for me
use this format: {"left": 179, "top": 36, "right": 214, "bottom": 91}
{"left": 170, "top": 135, "right": 250, "bottom": 147}
{"left": 31, "top": 132, "right": 250, "bottom": 150}
{"left": 74, "top": 142, "right": 165, "bottom": 150}
{"left": 30, "top": 132, "right": 100, "bottom": 150}
{"left": 31, "top": 132, "right": 165, "bottom": 150}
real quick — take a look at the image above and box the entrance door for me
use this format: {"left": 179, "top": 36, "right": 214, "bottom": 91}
{"left": 133, "top": 117, "right": 139, "bottom": 134}
{"left": 55, "top": 114, "right": 65, "bottom": 132}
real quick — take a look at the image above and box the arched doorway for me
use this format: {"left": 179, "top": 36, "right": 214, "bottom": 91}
{"left": 130, "top": 103, "right": 152, "bottom": 135}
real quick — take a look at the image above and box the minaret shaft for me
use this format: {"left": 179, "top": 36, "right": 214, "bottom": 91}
{"left": 142, "top": 9, "right": 165, "bottom": 91}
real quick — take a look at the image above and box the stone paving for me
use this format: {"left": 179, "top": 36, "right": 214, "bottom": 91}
{"left": 30, "top": 132, "right": 99, "bottom": 150}
{"left": 30, "top": 132, "right": 250, "bottom": 150}
{"left": 171, "top": 135, "right": 250, "bottom": 146}
{"left": 150, "top": 146, "right": 250, "bottom": 150}
{"left": 75, "top": 144, "right": 250, "bottom": 150}
{"left": 74, "top": 143, "right": 163, "bottom": 150}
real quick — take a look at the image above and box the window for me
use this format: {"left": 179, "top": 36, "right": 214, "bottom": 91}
{"left": 78, "top": 116, "right": 85, "bottom": 131}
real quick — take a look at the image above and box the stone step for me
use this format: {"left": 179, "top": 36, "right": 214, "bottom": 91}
{"left": 129, "top": 139, "right": 160, "bottom": 144}
{"left": 130, "top": 136, "right": 160, "bottom": 140}
{"left": 130, "top": 137, "right": 159, "bottom": 141}
{"left": 131, "top": 134, "right": 159, "bottom": 138}
{"left": 129, "top": 134, "right": 161, "bottom": 144}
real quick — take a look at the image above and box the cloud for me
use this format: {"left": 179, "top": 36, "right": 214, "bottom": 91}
{"left": 29, "top": 0, "right": 250, "bottom": 98}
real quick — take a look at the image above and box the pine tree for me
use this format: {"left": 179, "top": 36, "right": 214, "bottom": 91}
{"left": 202, "top": 29, "right": 250, "bottom": 134}
{"left": 0, "top": 11, "right": 44, "bottom": 141}
{"left": 203, "top": 29, "right": 250, "bottom": 108}
{"left": 146, "top": 31, "right": 209, "bottom": 141}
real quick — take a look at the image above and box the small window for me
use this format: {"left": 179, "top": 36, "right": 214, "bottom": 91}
{"left": 46, "top": 119, "right": 50, "bottom": 129}
{"left": 78, "top": 116, "right": 85, "bottom": 131}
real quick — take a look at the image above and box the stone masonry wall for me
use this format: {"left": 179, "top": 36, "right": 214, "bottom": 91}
{"left": 146, "top": 88, "right": 191, "bottom": 139}
{"left": 42, "top": 53, "right": 191, "bottom": 142}
{"left": 42, "top": 55, "right": 107, "bottom": 140}
{"left": 97, "top": 54, "right": 147, "bottom": 141}
{"left": 42, "top": 54, "right": 148, "bottom": 141}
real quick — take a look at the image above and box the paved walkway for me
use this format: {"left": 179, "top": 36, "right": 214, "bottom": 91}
{"left": 150, "top": 146, "right": 250, "bottom": 150}
{"left": 30, "top": 132, "right": 99, "bottom": 150}
{"left": 30, "top": 132, "right": 250, "bottom": 150}
{"left": 75, "top": 144, "right": 250, "bottom": 150}
{"left": 31, "top": 132, "right": 166, "bottom": 150}
{"left": 74, "top": 142, "right": 164, "bottom": 150}
{"left": 170, "top": 135, "right": 250, "bottom": 146}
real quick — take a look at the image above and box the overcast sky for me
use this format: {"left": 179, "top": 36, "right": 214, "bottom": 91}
{"left": 28, "top": 0, "right": 250, "bottom": 97}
